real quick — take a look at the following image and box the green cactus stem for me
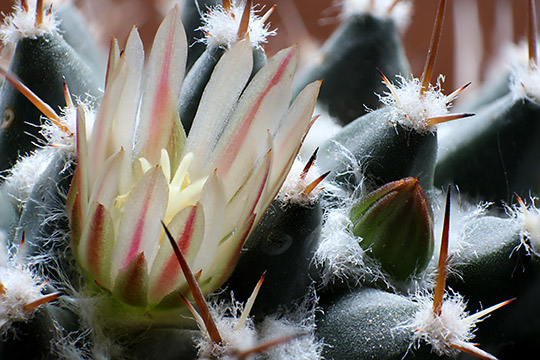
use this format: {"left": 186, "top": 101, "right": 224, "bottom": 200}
{"left": 435, "top": 95, "right": 540, "bottom": 205}
{"left": 124, "top": 328, "right": 200, "bottom": 360}
{"left": 181, "top": 0, "right": 221, "bottom": 71}
{"left": 316, "top": 287, "right": 418, "bottom": 360}
{"left": 224, "top": 199, "right": 322, "bottom": 318}
{"left": 318, "top": 106, "right": 438, "bottom": 192}
{"left": 179, "top": 2, "right": 268, "bottom": 134}
{"left": 0, "top": 4, "right": 99, "bottom": 173}
{"left": 54, "top": 2, "right": 107, "bottom": 83}
{"left": 0, "top": 303, "right": 79, "bottom": 360}
{"left": 436, "top": 0, "right": 540, "bottom": 205}
{"left": 446, "top": 214, "right": 528, "bottom": 306}
{"left": 12, "top": 150, "right": 76, "bottom": 284}
{"left": 294, "top": 6, "right": 411, "bottom": 125}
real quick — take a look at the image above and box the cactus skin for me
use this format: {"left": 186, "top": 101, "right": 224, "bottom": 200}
{"left": 446, "top": 215, "right": 527, "bottom": 306}
{"left": 2, "top": 2, "right": 539, "bottom": 360}
{"left": 0, "top": 33, "right": 99, "bottom": 173}
{"left": 55, "top": 3, "right": 107, "bottom": 83}
{"left": 125, "top": 329, "right": 200, "bottom": 360}
{"left": 444, "top": 215, "right": 540, "bottom": 358}
{"left": 181, "top": 0, "right": 221, "bottom": 71}
{"left": 12, "top": 151, "right": 76, "bottom": 284}
{"left": 436, "top": 95, "right": 540, "bottom": 205}
{"left": 294, "top": 13, "right": 410, "bottom": 126}
{"left": 316, "top": 288, "right": 420, "bottom": 360}
{"left": 224, "top": 199, "right": 322, "bottom": 318}
{"left": 0, "top": 303, "right": 80, "bottom": 360}
{"left": 318, "top": 107, "right": 437, "bottom": 193}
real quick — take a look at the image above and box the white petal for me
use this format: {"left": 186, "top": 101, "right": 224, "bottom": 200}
{"left": 134, "top": 6, "right": 187, "bottom": 164}
{"left": 111, "top": 167, "right": 169, "bottom": 279}
{"left": 185, "top": 39, "right": 253, "bottom": 178}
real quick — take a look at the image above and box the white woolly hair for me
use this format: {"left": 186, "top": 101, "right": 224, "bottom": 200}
{"left": 507, "top": 195, "right": 540, "bottom": 257}
{"left": 339, "top": 0, "right": 413, "bottom": 31}
{"left": 378, "top": 75, "right": 453, "bottom": 134}
{"left": 258, "top": 289, "right": 324, "bottom": 359}
{"left": 311, "top": 143, "right": 395, "bottom": 287}
{"left": 408, "top": 290, "right": 479, "bottom": 357}
{"left": 1, "top": 147, "right": 56, "bottom": 211}
{"left": 198, "top": 1, "right": 276, "bottom": 49}
{"left": 0, "top": 261, "right": 46, "bottom": 333}
{"left": 430, "top": 189, "right": 491, "bottom": 263}
{"left": 313, "top": 201, "right": 390, "bottom": 288}
{"left": 55, "top": 294, "right": 125, "bottom": 360}
{"left": 276, "top": 157, "right": 324, "bottom": 206}
{"left": 1, "top": 97, "right": 93, "bottom": 212}
{"left": 509, "top": 61, "right": 540, "bottom": 103}
{"left": 196, "top": 295, "right": 258, "bottom": 359}
{"left": 0, "top": 0, "right": 59, "bottom": 44}
{"left": 418, "top": 188, "right": 491, "bottom": 293}
{"left": 298, "top": 104, "right": 342, "bottom": 161}
{"left": 41, "top": 97, "right": 96, "bottom": 152}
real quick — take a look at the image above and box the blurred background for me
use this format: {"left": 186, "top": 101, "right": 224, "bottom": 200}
{"left": 0, "top": 0, "right": 536, "bottom": 104}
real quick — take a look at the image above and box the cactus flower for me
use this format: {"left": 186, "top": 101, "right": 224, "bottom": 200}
{"left": 67, "top": 8, "right": 320, "bottom": 309}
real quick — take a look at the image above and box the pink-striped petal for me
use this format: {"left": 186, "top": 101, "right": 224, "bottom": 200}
{"left": 199, "top": 149, "right": 272, "bottom": 293}
{"left": 88, "top": 149, "right": 125, "bottom": 210}
{"left": 88, "top": 63, "right": 130, "bottom": 187}
{"left": 113, "top": 252, "right": 148, "bottom": 307}
{"left": 203, "top": 213, "right": 257, "bottom": 293}
{"left": 222, "top": 141, "right": 273, "bottom": 236}
{"left": 267, "top": 80, "right": 321, "bottom": 204}
{"left": 185, "top": 39, "right": 253, "bottom": 177}
{"left": 190, "top": 171, "right": 227, "bottom": 276}
{"left": 148, "top": 205, "right": 205, "bottom": 304}
{"left": 134, "top": 6, "right": 187, "bottom": 165}
{"left": 67, "top": 192, "right": 82, "bottom": 248}
{"left": 79, "top": 202, "right": 115, "bottom": 290}
{"left": 74, "top": 105, "right": 89, "bottom": 220}
{"left": 110, "top": 26, "right": 145, "bottom": 156}
{"left": 111, "top": 167, "right": 169, "bottom": 279}
{"left": 210, "top": 46, "right": 298, "bottom": 179}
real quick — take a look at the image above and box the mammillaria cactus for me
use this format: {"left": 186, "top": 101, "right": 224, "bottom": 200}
{"left": 1, "top": 0, "right": 540, "bottom": 359}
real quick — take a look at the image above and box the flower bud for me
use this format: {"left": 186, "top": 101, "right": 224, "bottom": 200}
{"left": 350, "top": 177, "right": 434, "bottom": 280}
